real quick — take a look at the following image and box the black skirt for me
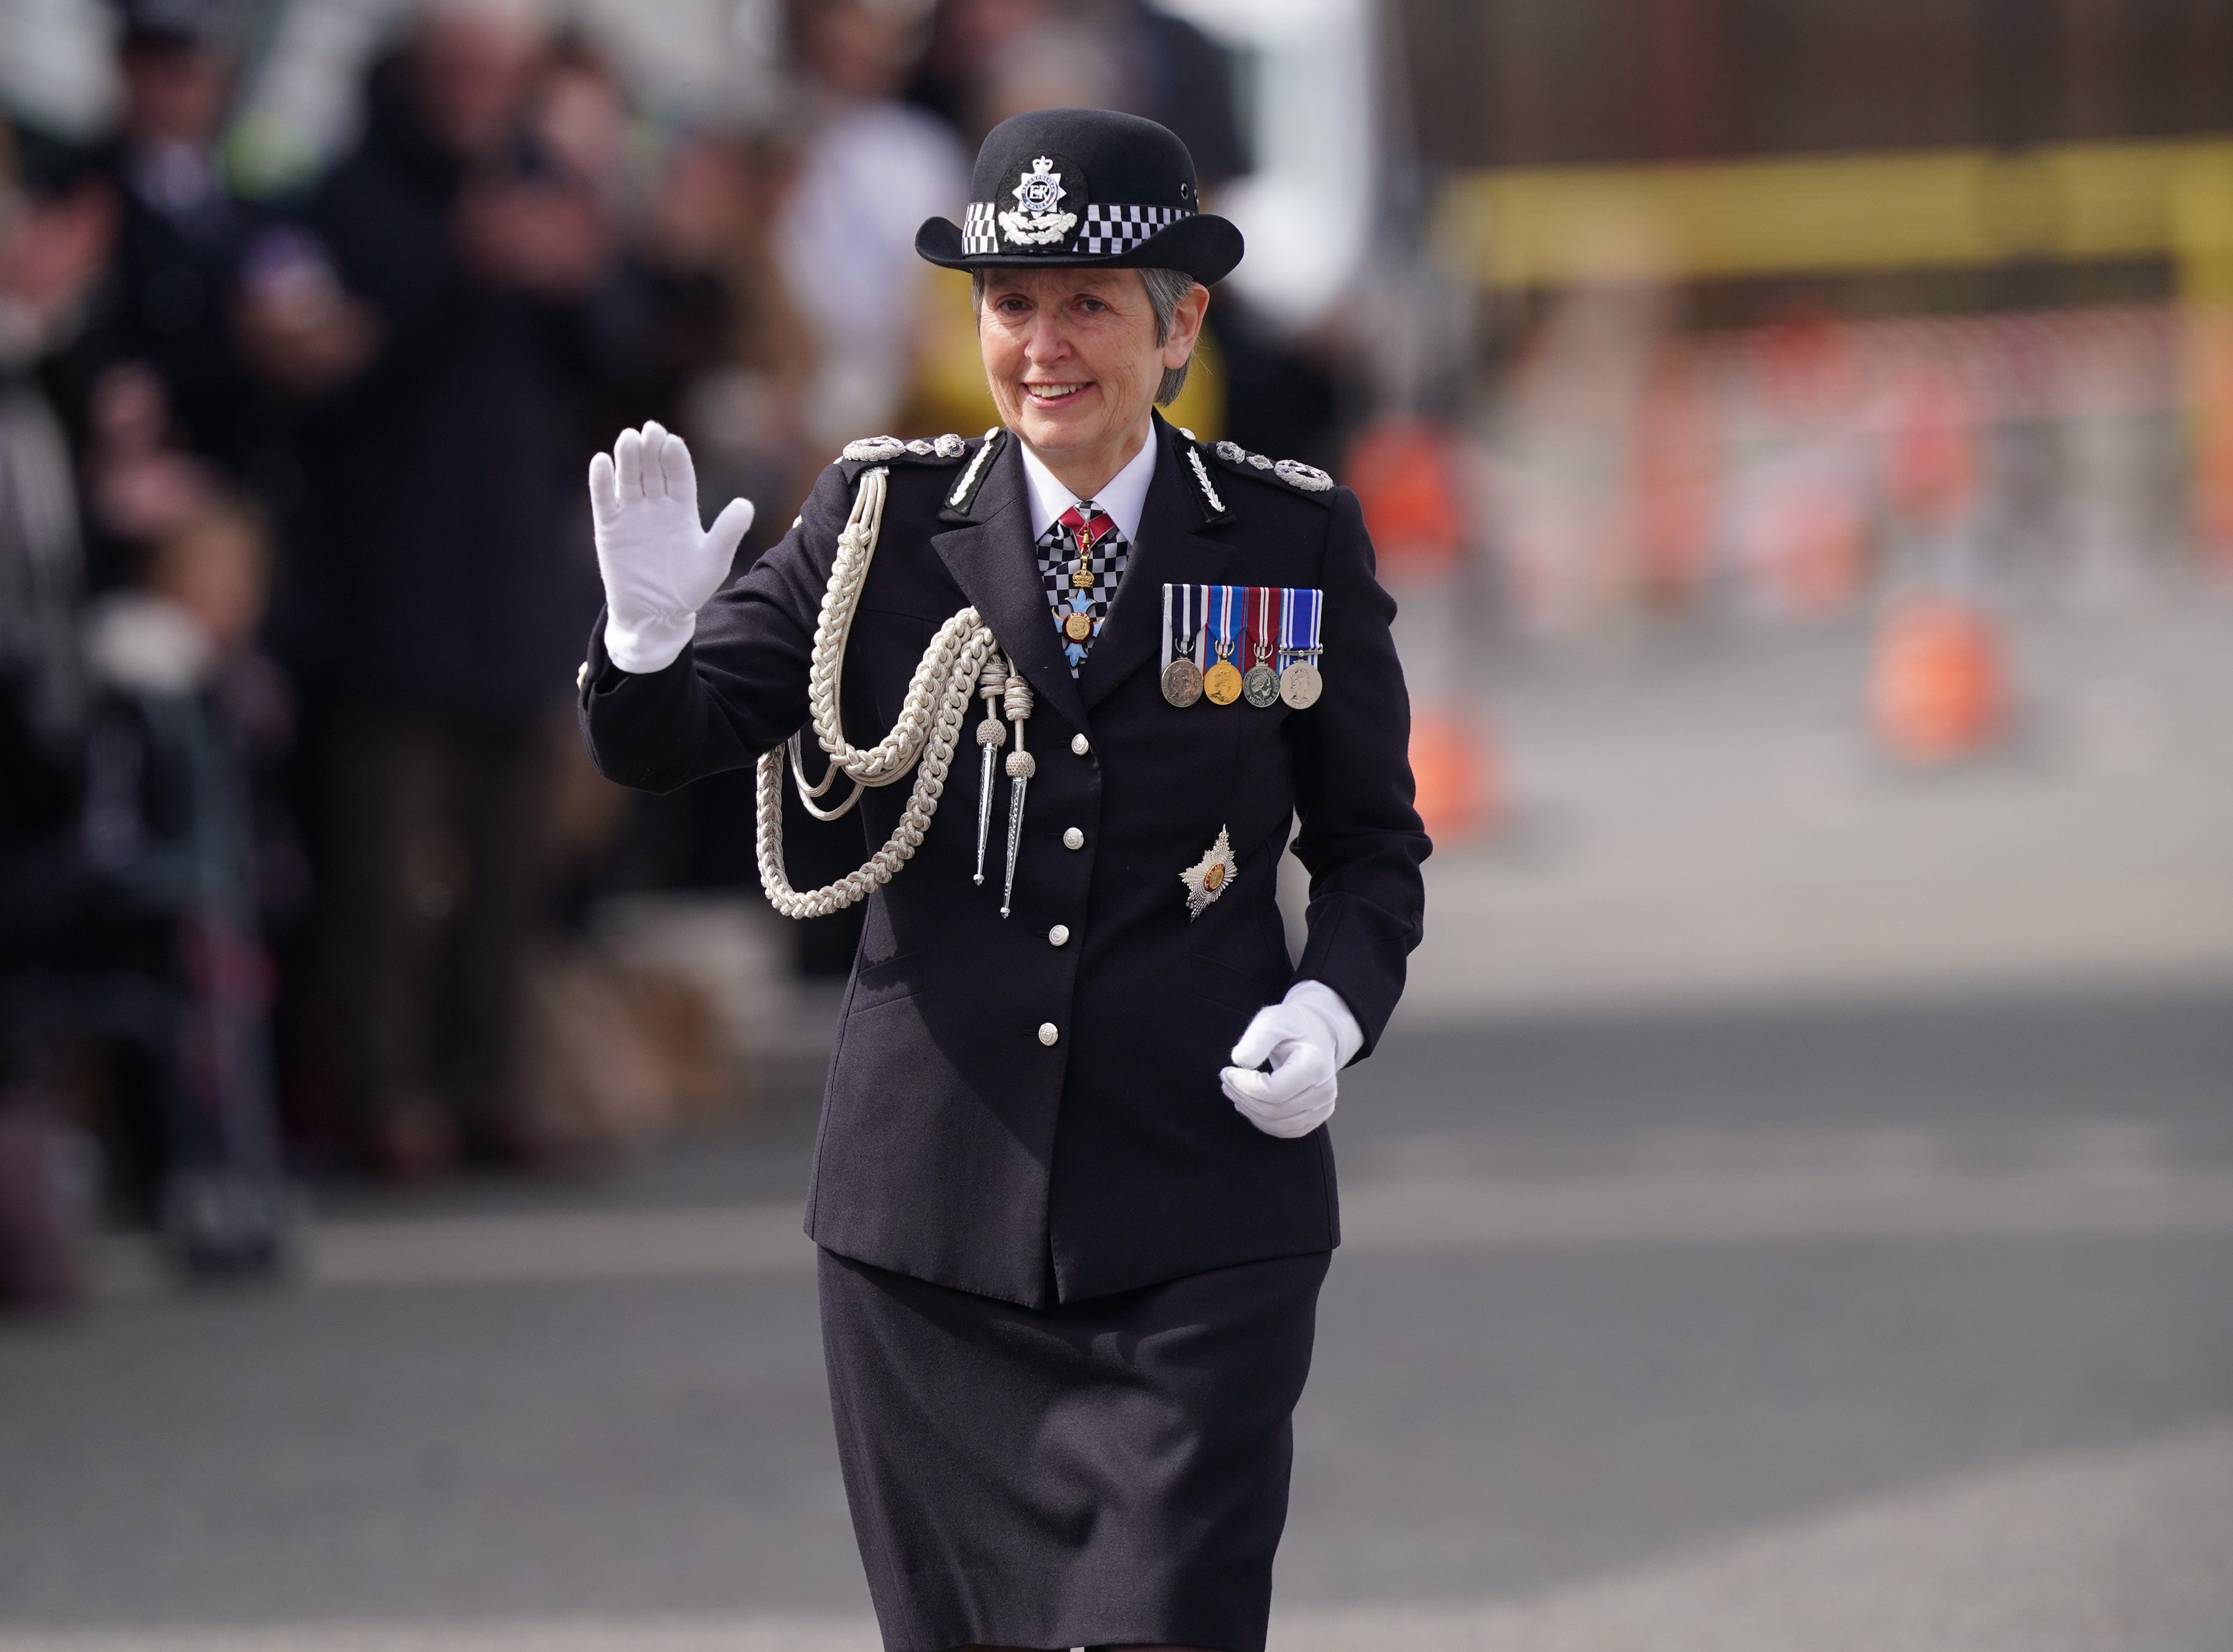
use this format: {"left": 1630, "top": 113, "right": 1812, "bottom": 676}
{"left": 817, "top": 1246, "right": 1331, "bottom": 1652}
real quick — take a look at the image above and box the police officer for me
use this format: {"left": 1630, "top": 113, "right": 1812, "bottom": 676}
{"left": 581, "top": 108, "right": 1427, "bottom": 1652}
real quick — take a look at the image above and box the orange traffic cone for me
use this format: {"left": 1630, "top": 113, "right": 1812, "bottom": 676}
{"left": 1347, "top": 417, "right": 1465, "bottom": 577}
{"left": 1868, "top": 594, "right": 2006, "bottom": 764}
{"left": 1409, "top": 705, "right": 1500, "bottom": 844}
{"left": 1348, "top": 417, "right": 1504, "bottom": 845}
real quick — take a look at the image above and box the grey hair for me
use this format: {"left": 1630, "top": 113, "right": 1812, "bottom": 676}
{"left": 972, "top": 267, "right": 1203, "bottom": 406}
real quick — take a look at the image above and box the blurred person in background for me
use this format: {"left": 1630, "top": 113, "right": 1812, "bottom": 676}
{"left": 776, "top": 0, "right": 967, "bottom": 453}
{"left": 68, "top": 494, "right": 292, "bottom": 1273}
{"left": 641, "top": 128, "right": 814, "bottom": 555}
{"left": 908, "top": 0, "right": 1243, "bottom": 178}
{"left": 84, "top": 0, "right": 262, "bottom": 516}
{"left": 284, "top": 0, "right": 636, "bottom": 1178}
{"left": 0, "top": 118, "right": 114, "bottom": 1305}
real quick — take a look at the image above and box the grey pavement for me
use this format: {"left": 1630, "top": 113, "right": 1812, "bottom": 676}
{"left": 1407, "top": 597, "right": 2233, "bottom": 1016}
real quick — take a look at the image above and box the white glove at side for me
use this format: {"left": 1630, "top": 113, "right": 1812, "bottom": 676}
{"left": 589, "top": 421, "right": 756, "bottom": 675}
{"left": 1219, "top": 980, "right": 1366, "bottom": 1140}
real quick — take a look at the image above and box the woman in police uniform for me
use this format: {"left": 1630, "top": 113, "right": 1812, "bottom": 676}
{"left": 581, "top": 108, "right": 1427, "bottom": 1652}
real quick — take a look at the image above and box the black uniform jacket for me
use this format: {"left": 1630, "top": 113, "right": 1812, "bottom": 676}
{"left": 581, "top": 413, "right": 1429, "bottom": 1306}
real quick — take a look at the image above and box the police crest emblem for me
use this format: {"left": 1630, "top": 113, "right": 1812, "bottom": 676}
{"left": 1000, "top": 155, "right": 1078, "bottom": 247}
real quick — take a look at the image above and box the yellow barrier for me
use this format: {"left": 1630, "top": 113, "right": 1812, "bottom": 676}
{"left": 1437, "top": 139, "right": 2233, "bottom": 301}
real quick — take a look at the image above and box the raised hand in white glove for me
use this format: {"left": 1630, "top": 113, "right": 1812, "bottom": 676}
{"left": 1220, "top": 980, "right": 1365, "bottom": 1140}
{"left": 589, "top": 421, "right": 756, "bottom": 675}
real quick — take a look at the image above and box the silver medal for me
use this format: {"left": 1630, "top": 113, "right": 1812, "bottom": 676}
{"left": 1243, "top": 664, "right": 1280, "bottom": 708}
{"left": 1278, "top": 661, "right": 1323, "bottom": 709}
{"left": 1161, "top": 583, "right": 1203, "bottom": 707}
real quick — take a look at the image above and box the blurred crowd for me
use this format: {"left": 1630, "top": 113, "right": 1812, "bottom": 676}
{"left": 0, "top": 0, "right": 1342, "bottom": 1300}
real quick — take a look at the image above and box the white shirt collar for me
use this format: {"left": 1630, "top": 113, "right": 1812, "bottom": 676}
{"left": 1017, "top": 427, "right": 1159, "bottom": 546}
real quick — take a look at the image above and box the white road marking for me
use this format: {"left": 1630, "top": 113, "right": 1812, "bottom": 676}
{"left": 1339, "top": 1164, "right": 2233, "bottom": 1249}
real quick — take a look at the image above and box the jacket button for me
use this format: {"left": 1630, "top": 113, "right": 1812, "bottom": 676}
{"left": 576, "top": 661, "right": 589, "bottom": 691}
{"left": 1071, "top": 733, "right": 1090, "bottom": 756}
{"left": 1038, "top": 1022, "right": 1060, "bottom": 1046}
{"left": 1048, "top": 924, "right": 1069, "bottom": 946}
{"left": 1063, "top": 828, "right": 1085, "bottom": 850}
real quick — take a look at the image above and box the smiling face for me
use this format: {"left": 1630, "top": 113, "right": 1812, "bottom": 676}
{"left": 977, "top": 267, "right": 1206, "bottom": 497}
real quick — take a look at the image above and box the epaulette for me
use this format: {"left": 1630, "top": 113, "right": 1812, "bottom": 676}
{"left": 839, "top": 432, "right": 972, "bottom": 466}
{"left": 1189, "top": 429, "right": 1337, "bottom": 501}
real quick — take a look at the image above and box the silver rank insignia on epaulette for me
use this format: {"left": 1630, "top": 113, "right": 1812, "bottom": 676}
{"left": 842, "top": 433, "right": 970, "bottom": 464}
{"left": 1208, "top": 439, "right": 1335, "bottom": 494}
{"left": 948, "top": 428, "right": 1005, "bottom": 509}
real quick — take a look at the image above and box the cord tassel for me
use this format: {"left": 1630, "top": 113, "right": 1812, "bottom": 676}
{"left": 999, "top": 670, "right": 1036, "bottom": 918}
{"left": 752, "top": 461, "right": 1002, "bottom": 919}
{"left": 972, "top": 656, "right": 1008, "bottom": 886}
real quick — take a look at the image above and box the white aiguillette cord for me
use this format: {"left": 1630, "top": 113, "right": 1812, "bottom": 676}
{"left": 755, "top": 464, "right": 1035, "bottom": 919}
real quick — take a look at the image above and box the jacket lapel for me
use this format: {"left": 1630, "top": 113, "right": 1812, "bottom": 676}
{"left": 929, "top": 435, "right": 1090, "bottom": 733}
{"left": 1079, "top": 418, "right": 1236, "bottom": 711}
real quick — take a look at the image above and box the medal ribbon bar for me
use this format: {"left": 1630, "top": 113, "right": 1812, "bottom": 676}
{"left": 1281, "top": 585, "right": 1320, "bottom": 660}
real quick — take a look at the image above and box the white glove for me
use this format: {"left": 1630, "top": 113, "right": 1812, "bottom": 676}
{"left": 589, "top": 421, "right": 756, "bottom": 675}
{"left": 1220, "top": 980, "right": 1365, "bottom": 1140}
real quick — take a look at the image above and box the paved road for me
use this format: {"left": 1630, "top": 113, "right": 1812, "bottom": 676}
{"left": 4, "top": 987, "right": 2230, "bottom": 1651}
{"left": 1408, "top": 601, "right": 2233, "bottom": 1016}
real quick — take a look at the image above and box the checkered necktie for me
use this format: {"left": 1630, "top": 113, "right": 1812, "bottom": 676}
{"left": 1037, "top": 501, "right": 1129, "bottom": 672}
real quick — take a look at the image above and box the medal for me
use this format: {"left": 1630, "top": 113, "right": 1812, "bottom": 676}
{"left": 1242, "top": 585, "right": 1280, "bottom": 707}
{"left": 1160, "top": 582, "right": 1202, "bottom": 706}
{"left": 1179, "top": 825, "right": 1238, "bottom": 917}
{"left": 1278, "top": 585, "right": 1324, "bottom": 709}
{"left": 1202, "top": 584, "right": 1244, "bottom": 705}
{"left": 1065, "top": 502, "right": 1109, "bottom": 589}
{"left": 1062, "top": 608, "right": 1094, "bottom": 643}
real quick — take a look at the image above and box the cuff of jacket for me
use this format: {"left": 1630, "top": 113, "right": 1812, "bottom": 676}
{"left": 1292, "top": 891, "right": 1415, "bottom": 1061}
{"left": 576, "top": 607, "right": 704, "bottom": 794}
{"left": 603, "top": 608, "right": 698, "bottom": 675}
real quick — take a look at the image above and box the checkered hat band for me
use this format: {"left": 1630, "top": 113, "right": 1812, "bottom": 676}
{"left": 959, "top": 202, "right": 1192, "bottom": 256}
{"left": 1078, "top": 203, "right": 1192, "bottom": 254}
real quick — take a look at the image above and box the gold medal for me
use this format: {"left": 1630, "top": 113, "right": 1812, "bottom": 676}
{"left": 1062, "top": 609, "right": 1095, "bottom": 643}
{"left": 1161, "top": 658, "right": 1203, "bottom": 706}
{"left": 1278, "top": 661, "right": 1322, "bottom": 709}
{"left": 1203, "top": 583, "right": 1243, "bottom": 705}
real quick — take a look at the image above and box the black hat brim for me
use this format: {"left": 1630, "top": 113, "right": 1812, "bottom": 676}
{"left": 915, "top": 212, "right": 1244, "bottom": 286}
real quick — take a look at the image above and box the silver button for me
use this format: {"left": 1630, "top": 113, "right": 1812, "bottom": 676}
{"left": 1048, "top": 925, "right": 1070, "bottom": 947}
{"left": 576, "top": 661, "right": 589, "bottom": 691}
{"left": 1038, "top": 1022, "right": 1060, "bottom": 1046}
{"left": 1063, "top": 828, "right": 1085, "bottom": 851}
{"left": 1071, "top": 733, "right": 1090, "bottom": 757}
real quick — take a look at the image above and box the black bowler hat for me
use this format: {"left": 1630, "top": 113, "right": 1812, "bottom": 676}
{"left": 916, "top": 107, "right": 1244, "bottom": 286}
